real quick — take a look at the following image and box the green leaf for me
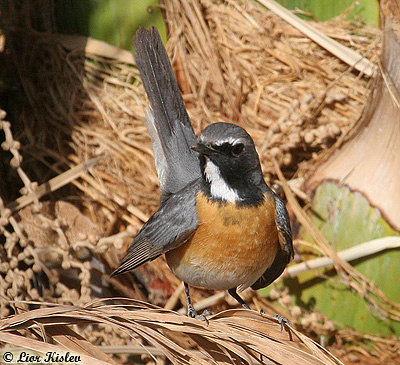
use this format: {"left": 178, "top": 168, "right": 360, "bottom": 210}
{"left": 55, "top": 0, "right": 166, "bottom": 50}
{"left": 287, "top": 182, "right": 400, "bottom": 335}
{"left": 275, "top": 0, "right": 379, "bottom": 26}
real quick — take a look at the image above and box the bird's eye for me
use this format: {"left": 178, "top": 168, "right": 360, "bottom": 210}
{"left": 231, "top": 143, "right": 244, "bottom": 156}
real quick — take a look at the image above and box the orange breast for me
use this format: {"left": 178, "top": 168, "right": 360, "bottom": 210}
{"left": 165, "top": 191, "right": 278, "bottom": 291}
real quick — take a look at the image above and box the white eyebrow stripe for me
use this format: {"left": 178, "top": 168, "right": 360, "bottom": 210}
{"left": 198, "top": 134, "right": 243, "bottom": 147}
{"left": 213, "top": 137, "right": 243, "bottom": 146}
{"left": 204, "top": 160, "right": 241, "bottom": 203}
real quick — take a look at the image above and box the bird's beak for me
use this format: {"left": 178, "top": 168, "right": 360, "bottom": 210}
{"left": 191, "top": 143, "right": 215, "bottom": 156}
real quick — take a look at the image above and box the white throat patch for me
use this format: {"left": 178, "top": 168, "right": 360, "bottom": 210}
{"left": 204, "top": 160, "right": 241, "bottom": 203}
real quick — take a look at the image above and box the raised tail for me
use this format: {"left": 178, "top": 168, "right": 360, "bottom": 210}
{"left": 134, "top": 27, "right": 201, "bottom": 198}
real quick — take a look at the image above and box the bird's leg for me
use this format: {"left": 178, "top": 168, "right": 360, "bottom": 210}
{"left": 184, "top": 283, "right": 213, "bottom": 323}
{"left": 184, "top": 282, "right": 197, "bottom": 318}
{"left": 228, "top": 288, "right": 250, "bottom": 309}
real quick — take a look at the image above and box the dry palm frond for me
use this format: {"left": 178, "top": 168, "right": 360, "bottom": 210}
{"left": 0, "top": 299, "right": 342, "bottom": 364}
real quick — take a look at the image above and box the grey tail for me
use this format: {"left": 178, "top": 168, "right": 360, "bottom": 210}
{"left": 134, "top": 27, "right": 200, "bottom": 197}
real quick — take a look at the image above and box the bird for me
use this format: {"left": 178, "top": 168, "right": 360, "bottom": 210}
{"left": 111, "top": 26, "right": 293, "bottom": 322}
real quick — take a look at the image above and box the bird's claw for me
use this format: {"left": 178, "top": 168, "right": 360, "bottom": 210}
{"left": 187, "top": 305, "right": 214, "bottom": 324}
{"left": 273, "top": 314, "right": 291, "bottom": 332}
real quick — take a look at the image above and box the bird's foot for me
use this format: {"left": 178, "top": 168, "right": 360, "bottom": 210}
{"left": 187, "top": 305, "right": 214, "bottom": 324}
{"left": 273, "top": 314, "right": 292, "bottom": 332}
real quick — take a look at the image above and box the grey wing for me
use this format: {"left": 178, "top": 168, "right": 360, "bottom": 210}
{"left": 111, "top": 180, "right": 200, "bottom": 276}
{"left": 251, "top": 193, "right": 293, "bottom": 290}
{"left": 135, "top": 27, "right": 201, "bottom": 199}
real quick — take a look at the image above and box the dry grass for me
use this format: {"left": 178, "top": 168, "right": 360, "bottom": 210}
{"left": 1, "top": 0, "right": 399, "bottom": 363}
{"left": 163, "top": 0, "right": 379, "bottom": 181}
